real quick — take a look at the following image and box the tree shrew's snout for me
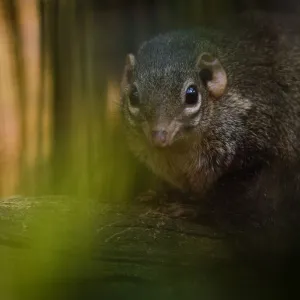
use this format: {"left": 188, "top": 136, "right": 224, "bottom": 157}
{"left": 142, "top": 120, "right": 182, "bottom": 148}
{"left": 151, "top": 129, "right": 168, "bottom": 147}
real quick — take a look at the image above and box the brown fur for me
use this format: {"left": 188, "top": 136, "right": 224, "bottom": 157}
{"left": 120, "top": 12, "right": 300, "bottom": 215}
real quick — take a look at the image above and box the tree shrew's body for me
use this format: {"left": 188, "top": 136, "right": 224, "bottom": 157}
{"left": 120, "top": 12, "right": 300, "bottom": 216}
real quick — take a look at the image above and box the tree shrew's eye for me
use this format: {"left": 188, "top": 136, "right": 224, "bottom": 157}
{"left": 185, "top": 85, "right": 199, "bottom": 105}
{"left": 128, "top": 85, "right": 140, "bottom": 108}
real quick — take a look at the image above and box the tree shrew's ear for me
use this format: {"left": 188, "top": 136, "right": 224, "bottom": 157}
{"left": 121, "top": 53, "right": 136, "bottom": 92}
{"left": 196, "top": 52, "right": 227, "bottom": 98}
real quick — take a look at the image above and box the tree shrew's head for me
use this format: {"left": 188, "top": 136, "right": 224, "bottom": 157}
{"left": 120, "top": 34, "right": 228, "bottom": 152}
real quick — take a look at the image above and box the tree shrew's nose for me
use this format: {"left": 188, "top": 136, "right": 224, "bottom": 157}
{"left": 151, "top": 130, "right": 168, "bottom": 147}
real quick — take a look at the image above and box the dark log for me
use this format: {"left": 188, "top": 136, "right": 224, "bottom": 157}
{"left": 0, "top": 195, "right": 299, "bottom": 299}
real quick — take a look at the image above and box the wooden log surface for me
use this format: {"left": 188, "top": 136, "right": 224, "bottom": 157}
{"left": 0, "top": 195, "right": 298, "bottom": 300}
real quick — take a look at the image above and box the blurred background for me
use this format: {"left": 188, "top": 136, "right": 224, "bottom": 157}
{"left": 1, "top": 0, "right": 300, "bottom": 199}
{"left": 1, "top": 1, "right": 300, "bottom": 299}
